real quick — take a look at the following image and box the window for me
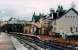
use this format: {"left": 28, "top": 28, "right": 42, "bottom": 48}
{"left": 70, "top": 27, "right": 73, "bottom": 33}
{"left": 65, "top": 16, "right": 75, "bottom": 18}
{"left": 54, "top": 27, "right": 56, "bottom": 32}
{"left": 54, "top": 20, "right": 56, "bottom": 25}
{"left": 76, "top": 27, "right": 78, "bottom": 32}
{"left": 68, "top": 16, "right": 70, "bottom": 18}
{"left": 73, "top": 16, "right": 75, "bottom": 18}
{"left": 71, "top": 16, "right": 72, "bottom": 18}
{"left": 65, "top": 16, "right": 67, "bottom": 18}
{"left": 76, "top": 16, "right": 77, "bottom": 18}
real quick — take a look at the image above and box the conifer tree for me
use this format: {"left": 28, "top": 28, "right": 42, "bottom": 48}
{"left": 56, "top": 5, "right": 66, "bottom": 16}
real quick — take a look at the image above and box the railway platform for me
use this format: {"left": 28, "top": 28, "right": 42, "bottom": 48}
{"left": 0, "top": 32, "right": 28, "bottom": 50}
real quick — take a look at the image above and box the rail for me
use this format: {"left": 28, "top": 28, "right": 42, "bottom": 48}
{"left": 10, "top": 32, "right": 76, "bottom": 50}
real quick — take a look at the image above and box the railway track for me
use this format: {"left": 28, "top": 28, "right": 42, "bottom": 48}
{"left": 11, "top": 33, "right": 77, "bottom": 50}
{"left": 14, "top": 35, "right": 42, "bottom": 50}
{"left": 23, "top": 34, "right": 76, "bottom": 50}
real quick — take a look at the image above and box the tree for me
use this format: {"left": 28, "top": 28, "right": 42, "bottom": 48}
{"left": 56, "top": 5, "right": 66, "bottom": 17}
{"left": 32, "top": 12, "right": 41, "bottom": 22}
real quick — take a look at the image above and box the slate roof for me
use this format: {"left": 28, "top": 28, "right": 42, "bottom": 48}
{"left": 55, "top": 8, "right": 78, "bottom": 20}
{"left": 63, "top": 8, "right": 78, "bottom": 15}
{"left": 32, "top": 8, "right": 78, "bottom": 21}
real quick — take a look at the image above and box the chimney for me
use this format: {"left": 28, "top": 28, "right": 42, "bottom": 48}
{"left": 50, "top": 8, "right": 54, "bottom": 19}
{"left": 57, "top": 12, "right": 59, "bottom": 18}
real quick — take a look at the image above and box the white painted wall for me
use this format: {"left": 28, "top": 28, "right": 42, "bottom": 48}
{"left": 54, "top": 9, "right": 78, "bottom": 34}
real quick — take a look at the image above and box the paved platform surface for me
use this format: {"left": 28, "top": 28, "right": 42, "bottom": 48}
{"left": 0, "top": 32, "right": 28, "bottom": 50}
{"left": 0, "top": 32, "right": 15, "bottom": 50}
{"left": 11, "top": 36, "right": 28, "bottom": 50}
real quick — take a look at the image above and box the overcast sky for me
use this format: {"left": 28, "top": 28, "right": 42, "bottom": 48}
{"left": 0, "top": 0, "right": 78, "bottom": 21}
